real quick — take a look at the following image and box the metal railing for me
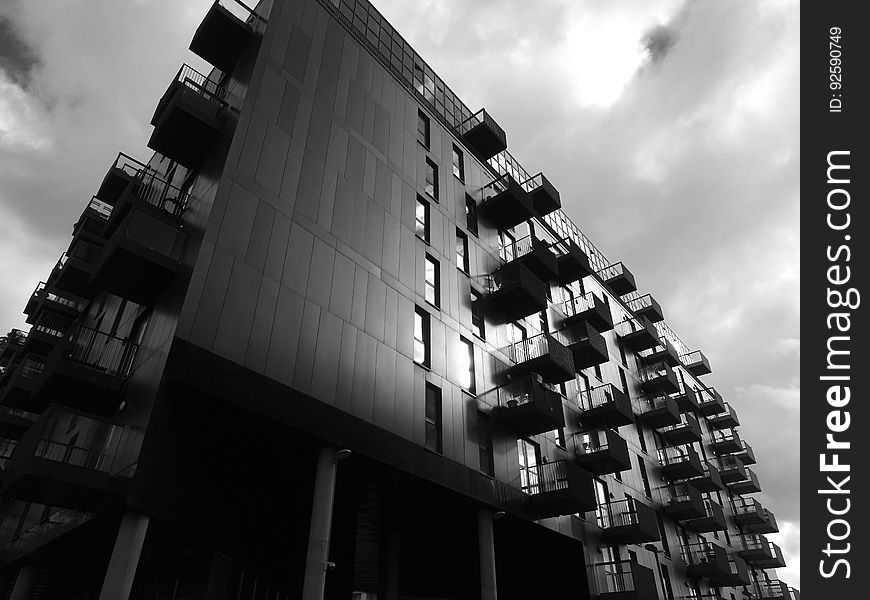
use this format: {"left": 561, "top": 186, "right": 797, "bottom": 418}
{"left": 107, "top": 152, "right": 190, "bottom": 219}
{"left": 712, "top": 428, "right": 740, "bottom": 444}
{"left": 591, "top": 560, "right": 643, "bottom": 594}
{"left": 520, "top": 172, "right": 547, "bottom": 194}
{"left": 657, "top": 445, "right": 695, "bottom": 466}
{"left": 502, "top": 332, "right": 563, "bottom": 365}
{"left": 521, "top": 460, "right": 574, "bottom": 496}
{"left": 732, "top": 496, "right": 763, "bottom": 516}
{"left": 573, "top": 429, "right": 615, "bottom": 455}
{"left": 638, "top": 361, "right": 672, "bottom": 383}
{"left": 65, "top": 324, "right": 140, "bottom": 379}
{"left": 31, "top": 281, "right": 87, "bottom": 313}
{"left": 597, "top": 498, "right": 641, "bottom": 529}
{"left": 560, "top": 292, "right": 599, "bottom": 319}
{"left": 32, "top": 311, "right": 76, "bottom": 340}
{"left": 596, "top": 262, "right": 630, "bottom": 283}
{"left": 216, "top": 0, "right": 267, "bottom": 24}
{"left": 680, "top": 349, "right": 707, "bottom": 368}
{"left": 176, "top": 63, "right": 228, "bottom": 105}
{"left": 626, "top": 294, "right": 655, "bottom": 313}
{"left": 578, "top": 384, "right": 622, "bottom": 412}
{"left": 458, "top": 108, "right": 506, "bottom": 142}
{"left": 660, "top": 412, "right": 699, "bottom": 433}
{"left": 32, "top": 409, "right": 125, "bottom": 473}
{"left": 479, "top": 375, "right": 559, "bottom": 410}
{"left": 498, "top": 233, "right": 546, "bottom": 264}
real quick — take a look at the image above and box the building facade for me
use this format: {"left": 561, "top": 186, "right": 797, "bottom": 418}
{"left": 0, "top": 1, "right": 798, "bottom": 599}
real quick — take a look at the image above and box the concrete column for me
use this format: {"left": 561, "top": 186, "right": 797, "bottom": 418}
{"left": 98, "top": 512, "right": 150, "bottom": 600}
{"left": 9, "top": 565, "right": 40, "bottom": 600}
{"left": 301, "top": 446, "right": 343, "bottom": 600}
{"left": 478, "top": 509, "right": 498, "bottom": 600}
{"left": 380, "top": 525, "right": 401, "bottom": 600}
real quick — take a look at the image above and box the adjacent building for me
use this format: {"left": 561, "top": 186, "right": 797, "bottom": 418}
{"left": 0, "top": 1, "right": 798, "bottom": 599}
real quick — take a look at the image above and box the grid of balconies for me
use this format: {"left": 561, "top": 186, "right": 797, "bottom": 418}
{"left": 598, "top": 498, "right": 661, "bottom": 544}
{"left": 577, "top": 384, "right": 633, "bottom": 429}
{"left": 574, "top": 428, "right": 631, "bottom": 475}
{"left": 486, "top": 375, "right": 566, "bottom": 437}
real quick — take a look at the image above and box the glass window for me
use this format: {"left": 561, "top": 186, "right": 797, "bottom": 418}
{"left": 465, "top": 195, "right": 478, "bottom": 236}
{"left": 456, "top": 228, "right": 469, "bottom": 273}
{"left": 414, "top": 306, "right": 430, "bottom": 367}
{"left": 418, "top": 109, "right": 430, "bottom": 147}
{"left": 460, "top": 336, "right": 476, "bottom": 394}
{"left": 452, "top": 144, "right": 464, "bottom": 180}
{"left": 425, "top": 158, "right": 439, "bottom": 200}
{"left": 470, "top": 289, "right": 485, "bottom": 340}
{"left": 424, "top": 254, "right": 439, "bottom": 307}
{"left": 415, "top": 196, "right": 429, "bottom": 242}
{"left": 518, "top": 439, "right": 540, "bottom": 494}
{"left": 553, "top": 427, "right": 565, "bottom": 448}
{"left": 425, "top": 383, "right": 442, "bottom": 452}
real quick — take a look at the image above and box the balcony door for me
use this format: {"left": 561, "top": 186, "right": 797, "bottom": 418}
{"left": 517, "top": 438, "right": 540, "bottom": 494}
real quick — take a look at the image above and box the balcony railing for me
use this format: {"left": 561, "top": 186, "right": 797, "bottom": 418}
{"left": 757, "top": 580, "right": 794, "bottom": 599}
{"left": 501, "top": 332, "right": 575, "bottom": 384}
{"left": 638, "top": 338, "right": 680, "bottom": 367}
{"left": 484, "top": 375, "right": 565, "bottom": 436}
{"left": 634, "top": 395, "right": 680, "bottom": 428}
{"left": 597, "top": 498, "right": 660, "bottom": 543}
{"left": 559, "top": 291, "right": 613, "bottom": 332}
{"left": 592, "top": 560, "right": 658, "bottom": 600}
{"left": 739, "top": 534, "right": 786, "bottom": 568}
{"left": 680, "top": 349, "right": 712, "bottom": 375}
{"left": 660, "top": 412, "right": 702, "bottom": 445}
{"left": 729, "top": 466, "right": 762, "bottom": 494}
{"left": 104, "top": 153, "right": 190, "bottom": 222}
{"left": 686, "top": 497, "right": 727, "bottom": 533}
{"left": 574, "top": 428, "right": 631, "bottom": 475}
{"left": 711, "top": 428, "right": 743, "bottom": 454}
{"left": 615, "top": 315, "right": 659, "bottom": 351}
{"left": 625, "top": 293, "right": 664, "bottom": 323}
{"left": 459, "top": 108, "right": 507, "bottom": 160}
{"left": 577, "top": 383, "right": 633, "bottom": 428}
{"left": 597, "top": 262, "right": 637, "bottom": 296}
{"left": 25, "top": 282, "right": 87, "bottom": 322}
{"left": 690, "top": 461, "right": 724, "bottom": 492}
{"left": 684, "top": 540, "right": 730, "bottom": 579}
{"left": 498, "top": 234, "right": 558, "bottom": 282}
{"left": 696, "top": 386, "right": 726, "bottom": 416}
{"left": 520, "top": 172, "right": 561, "bottom": 217}
{"left": 638, "top": 361, "right": 680, "bottom": 394}
{"left": 658, "top": 445, "right": 703, "bottom": 480}
{"left": 65, "top": 325, "right": 139, "bottom": 380}
{"left": 522, "top": 459, "right": 596, "bottom": 516}
{"left": 663, "top": 482, "right": 706, "bottom": 520}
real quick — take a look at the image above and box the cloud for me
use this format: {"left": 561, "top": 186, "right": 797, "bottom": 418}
{"left": 0, "top": 15, "right": 40, "bottom": 86}
{"left": 769, "top": 520, "right": 801, "bottom": 589}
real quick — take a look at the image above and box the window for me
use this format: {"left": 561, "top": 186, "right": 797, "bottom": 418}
{"left": 414, "top": 307, "right": 430, "bottom": 367}
{"left": 478, "top": 412, "right": 494, "bottom": 476}
{"left": 518, "top": 439, "right": 540, "bottom": 494}
{"left": 660, "top": 564, "right": 675, "bottom": 600}
{"left": 460, "top": 336, "right": 476, "bottom": 394}
{"left": 452, "top": 144, "right": 464, "bottom": 180}
{"left": 415, "top": 196, "right": 429, "bottom": 242}
{"left": 635, "top": 416, "right": 647, "bottom": 453}
{"left": 593, "top": 363, "right": 602, "bottom": 380}
{"left": 655, "top": 513, "right": 671, "bottom": 557}
{"left": 638, "top": 457, "right": 652, "bottom": 498}
{"left": 424, "top": 158, "right": 439, "bottom": 199}
{"left": 424, "top": 254, "right": 439, "bottom": 307}
{"left": 470, "top": 290, "right": 485, "bottom": 340}
{"left": 553, "top": 427, "right": 565, "bottom": 448}
{"left": 456, "top": 228, "right": 469, "bottom": 273}
{"left": 618, "top": 368, "right": 629, "bottom": 395}
{"left": 417, "top": 110, "right": 430, "bottom": 147}
{"left": 578, "top": 371, "right": 590, "bottom": 394}
{"left": 499, "top": 230, "right": 516, "bottom": 262}
{"left": 465, "top": 195, "right": 478, "bottom": 235}
{"left": 425, "top": 383, "right": 442, "bottom": 452}
{"left": 539, "top": 311, "right": 549, "bottom": 334}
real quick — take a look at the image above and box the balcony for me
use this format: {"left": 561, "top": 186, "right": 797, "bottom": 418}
{"left": 717, "top": 455, "right": 747, "bottom": 483}
{"left": 660, "top": 413, "right": 702, "bottom": 446}
{"left": 685, "top": 541, "right": 731, "bottom": 580}
{"left": 663, "top": 482, "right": 706, "bottom": 520}
{"left": 578, "top": 384, "right": 633, "bottom": 429}
{"left": 551, "top": 238, "right": 593, "bottom": 285}
{"left": 502, "top": 332, "right": 575, "bottom": 384}
{"left": 564, "top": 323, "right": 609, "bottom": 370}
{"left": 757, "top": 580, "right": 795, "bottom": 599}
{"left": 732, "top": 497, "right": 768, "bottom": 527}
{"left": 486, "top": 262, "right": 548, "bottom": 323}
{"left": 689, "top": 461, "right": 724, "bottom": 492}
{"left": 728, "top": 467, "right": 762, "bottom": 495}
{"left": 625, "top": 294, "right": 664, "bottom": 323}
{"left": 638, "top": 362, "right": 680, "bottom": 395}
{"left": 99, "top": 154, "right": 189, "bottom": 230}
{"left": 458, "top": 108, "right": 507, "bottom": 160}
{"left": 707, "top": 402, "right": 740, "bottom": 430}
{"left": 48, "top": 240, "right": 103, "bottom": 298}
{"left": 24, "top": 282, "right": 87, "bottom": 327}
{"left": 709, "top": 553, "right": 752, "bottom": 587}
{"left": 30, "top": 325, "right": 139, "bottom": 416}
{"left": 738, "top": 534, "right": 786, "bottom": 568}
{"left": 499, "top": 234, "right": 559, "bottom": 282}
{"left": 748, "top": 508, "right": 779, "bottom": 534}
{"left": 598, "top": 498, "right": 661, "bottom": 544}
{"left": 735, "top": 440, "right": 757, "bottom": 465}
{"left": 615, "top": 315, "right": 660, "bottom": 352}
{"left": 0, "top": 355, "right": 44, "bottom": 409}
{"left": 560, "top": 292, "right": 614, "bottom": 332}
{"left": 480, "top": 174, "right": 534, "bottom": 230}
{"left": 190, "top": 0, "right": 258, "bottom": 72}
{"left": 686, "top": 498, "right": 727, "bottom": 533}
{"left": 658, "top": 445, "right": 704, "bottom": 481}
{"left": 592, "top": 560, "right": 659, "bottom": 600}
{"left": 521, "top": 172, "right": 561, "bottom": 217}
{"left": 523, "top": 459, "right": 596, "bottom": 517}
{"left": 0, "top": 406, "right": 38, "bottom": 434}
{"left": 710, "top": 429, "right": 743, "bottom": 455}
{"left": 0, "top": 406, "right": 125, "bottom": 509}
{"left": 573, "top": 428, "right": 631, "bottom": 475}
{"left": 673, "top": 386, "right": 699, "bottom": 414}
{"left": 71, "top": 198, "right": 112, "bottom": 246}
{"left": 635, "top": 395, "right": 680, "bottom": 428}
{"left": 681, "top": 350, "right": 712, "bottom": 376}
{"left": 597, "top": 262, "right": 637, "bottom": 296}
{"left": 91, "top": 204, "right": 186, "bottom": 306}
{"left": 487, "top": 375, "right": 565, "bottom": 437}
{"left": 149, "top": 64, "right": 228, "bottom": 168}
{"left": 696, "top": 387, "right": 726, "bottom": 417}
{"left": 638, "top": 338, "right": 681, "bottom": 367}
{"left": 20, "top": 310, "right": 77, "bottom": 357}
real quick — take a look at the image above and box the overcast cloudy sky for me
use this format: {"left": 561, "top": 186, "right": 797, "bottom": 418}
{"left": 0, "top": 0, "right": 799, "bottom": 587}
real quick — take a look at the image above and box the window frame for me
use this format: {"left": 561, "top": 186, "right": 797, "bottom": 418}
{"left": 414, "top": 306, "right": 431, "bottom": 367}
{"left": 424, "top": 253, "right": 440, "bottom": 308}
{"left": 452, "top": 144, "right": 465, "bottom": 180}
{"left": 424, "top": 157, "right": 439, "bottom": 200}
{"left": 456, "top": 228, "right": 469, "bottom": 273}
{"left": 425, "top": 382, "right": 442, "bottom": 453}
{"left": 415, "top": 195, "right": 430, "bottom": 243}
{"left": 417, "top": 109, "right": 431, "bottom": 148}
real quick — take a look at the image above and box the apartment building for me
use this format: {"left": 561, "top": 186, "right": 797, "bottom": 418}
{"left": 0, "top": 1, "right": 798, "bottom": 599}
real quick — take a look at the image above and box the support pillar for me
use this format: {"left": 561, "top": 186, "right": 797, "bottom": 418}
{"left": 478, "top": 509, "right": 498, "bottom": 600}
{"left": 9, "top": 565, "right": 40, "bottom": 600}
{"left": 98, "top": 512, "right": 150, "bottom": 600}
{"left": 301, "top": 446, "right": 344, "bottom": 600}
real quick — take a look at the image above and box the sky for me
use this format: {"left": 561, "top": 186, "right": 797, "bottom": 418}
{"left": 0, "top": 0, "right": 799, "bottom": 588}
